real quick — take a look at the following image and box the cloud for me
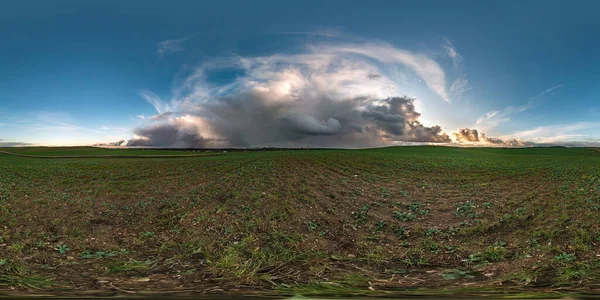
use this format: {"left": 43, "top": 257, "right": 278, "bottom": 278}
{"left": 127, "top": 116, "right": 218, "bottom": 148}
{"left": 476, "top": 84, "right": 562, "bottom": 131}
{"left": 139, "top": 89, "right": 169, "bottom": 114}
{"left": 149, "top": 112, "right": 177, "bottom": 121}
{"left": 453, "top": 128, "right": 480, "bottom": 142}
{"left": 273, "top": 28, "right": 343, "bottom": 38}
{"left": 98, "top": 126, "right": 127, "bottom": 133}
{"left": 32, "top": 122, "right": 105, "bottom": 134}
{"left": 128, "top": 96, "right": 451, "bottom": 148}
{"left": 314, "top": 43, "right": 452, "bottom": 102}
{"left": 0, "top": 139, "right": 32, "bottom": 147}
{"left": 157, "top": 33, "right": 200, "bottom": 57}
{"left": 443, "top": 38, "right": 462, "bottom": 67}
{"left": 452, "top": 128, "right": 534, "bottom": 147}
{"left": 94, "top": 140, "right": 125, "bottom": 147}
{"left": 449, "top": 77, "right": 470, "bottom": 101}
{"left": 505, "top": 122, "right": 600, "bottom": 144}
{"left": 367, "top": 73, "right": 382, "bottom": 80}
{"left": 535, "top": 140, "right": 600, "bottom": 147}
{"left": 534, "top": 85, "right": 562, "bottom": 98}
{"left": 130, "top": 40, "right": 465, "bottom": 148}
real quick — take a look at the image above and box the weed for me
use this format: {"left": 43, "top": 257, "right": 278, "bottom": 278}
{"left": 55, "top": 244, "right": 70, "bottom": 255}
{"left": 554, "top": 252, "right": 576, "bottom": 263}
{"left": 394, "top": 226, "right": 408, "bottom": 238}
{"left": 393, "top": 210, "right": 416, "bottom": 222}
{"left": 425, "top": 228, "right": 441, "bottom": 237}
{"left": 353, "top": 205, "right": 370, "bottom": 224}
{"left": 455, "top": 200, "right": 476, "bottom": 216}
{"left": 461, "top": 254, "right": 480, "bottom": 264}
{"left": 374, "top": 220, "right": 387, "bottom": 231}
{"left": 80, "top": 249, "right": 128, "bottom": 259}
{"left": 408, "top": 202, "right": 429, "bottom": 215}
{"left": 9, "top": 243, "right": 24, "bottom": 253}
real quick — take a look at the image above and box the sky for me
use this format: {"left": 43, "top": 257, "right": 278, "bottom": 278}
{"left": 1, "top": 0, "right": 599, "bottom": 148}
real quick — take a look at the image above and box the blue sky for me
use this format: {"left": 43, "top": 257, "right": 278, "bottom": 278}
{"left": 1, "top": 0, "right": 599, "bottom": 147}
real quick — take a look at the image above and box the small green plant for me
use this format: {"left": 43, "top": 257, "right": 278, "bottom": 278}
{"left": 444, "top": 245, "right": 457, "bottom": 253}
{"left": 142, "top": 231, "right": 156, "bottom": 237}
{"left": 308, "top": 221, "right": 318, "bottom": 230}
{"left": 353, "top": 205, "right": 370, "bottom": 224}
{"left": 455, "top": 200, "right": 477, "bottom": 216}
{"left": 379, "top": 187, "right": 392, "bottom": 198}
{"left": 408, "top": 202, "right": 429, "bottom": 215}
{"left": 425, "top": 241, "right": 440, "bottom": 252}
{"left": 461, "top": 253, "right": 480, "bottom": 264}
{"left": 80, "top": 249, "right": 128, "bottom": 259}
{"left": 402, "top": 257, "right": 429, "bottom": 266}
{"left": 394, "top": 226, "right": 408, "bottom": 237}
{"left": 55, "top": 244, "right": 70, "bottom": 254}
{"left": 482, "top": 241, "right": 507, "bottom": 262}
{"left": 527, "top": 238, "right": 541, "bottom": 248}
{"left": 10, "top": 242, "right": 24, "bottom": 253}
{"left": 374, "top": 220, "right": 387, "bottom": 231}
{"left": 393, "top": 210, "right": 416, "bottom": 221}
{"left": 425, "top": 228, "right": 441, "bottom": 237}
{"left": 554, "top": 252, "right": 576, "bottom": 262}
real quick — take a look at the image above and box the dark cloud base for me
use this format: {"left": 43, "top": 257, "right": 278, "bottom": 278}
{"left": 127, "top": 96, "right": 453, "bottom": 148}
{"left": 0, "top": 139, "right": 33, "bottom": 147}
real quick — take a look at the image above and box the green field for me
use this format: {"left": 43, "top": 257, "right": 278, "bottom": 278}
{"left": 0, "top": 146, "right": 210, "bottom": 157}
{"left": 1, "top": 146, "right": 600, "bottom": 297}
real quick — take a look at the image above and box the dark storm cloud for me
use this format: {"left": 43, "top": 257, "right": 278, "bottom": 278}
{"left": 127, "top": 95, "right": 451, "bottom": 148}
{"left": 127, "top": 123, "right": 213, "bottom": 148}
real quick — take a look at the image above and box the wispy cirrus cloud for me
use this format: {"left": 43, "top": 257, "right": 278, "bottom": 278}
{"left": 139, "top": 89, "right": 170, "bottom": 114}
{"left": 314, "top": 42, "right": 452, "bottom": 102}
{"left": 475, "top": 84, "right": 562, "bottom": 131}
{"left": 157, "top": 33, "right": 201, "bottom": 57}
{"left": 443, "top": 38, "right": 462, "bottom": 67}
{"left": 272, "top": 27, "right": 343, "bottom": 37}
{"left": 449, "top": 77, "right": 470, "bottom": 102}
{"left": 503, "top": 121, "right": 600, "bottom": 144}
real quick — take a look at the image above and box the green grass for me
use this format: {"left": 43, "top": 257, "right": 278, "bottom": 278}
{"left": 0, "top": 146, "right": 599, "bottom": 296}
{"left": 0, "top": 146, "right": 210, "bottom": 156}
